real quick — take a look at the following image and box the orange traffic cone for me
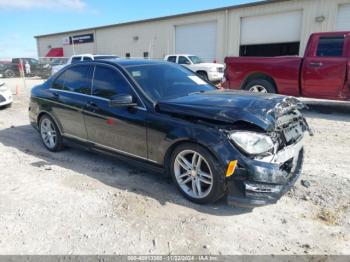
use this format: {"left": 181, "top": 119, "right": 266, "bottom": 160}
{"left": 15, "top": 85, "right": 19, "bottom": 96}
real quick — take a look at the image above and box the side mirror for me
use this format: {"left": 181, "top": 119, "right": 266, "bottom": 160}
{"left": 109, "top": 94, "right": 138, "bottom": 108}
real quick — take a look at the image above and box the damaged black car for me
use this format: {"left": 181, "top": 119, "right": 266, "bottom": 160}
{"left": 29, "top": 60, "right": 311, "bottom": 207}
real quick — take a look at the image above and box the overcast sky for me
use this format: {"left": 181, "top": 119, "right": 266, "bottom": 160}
{"left": 0, "top": 0, "right": 262, "bottom": 59}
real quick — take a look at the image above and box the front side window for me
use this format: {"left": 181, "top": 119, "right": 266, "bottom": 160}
{"left": 52, "top": 65, "right": 91, "bottom": 95}
{"left": 316, "top": 36, "right": 344, "bottom": 57}
{"left": 167, "top": 56, "right": 177, "bottom": 63}
{"left": 178, "top": 56, "right": 191, "bottom": 65}
{"left": 92, "top": 66, "right": 131, "bottom": 99}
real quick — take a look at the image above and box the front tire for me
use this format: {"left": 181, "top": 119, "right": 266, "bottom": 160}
{"left": 244, "top": 79, "right": 276, "bottom": 93}
{"left": 170, "top": 143, "right": 226, "bottom": 204}
{"left": 39, "top": 115, "right": 63, "bottom": 152}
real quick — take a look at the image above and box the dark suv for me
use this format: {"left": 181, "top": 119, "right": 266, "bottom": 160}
{"left": 29, "top": 59, "right": 310, "bottom": 206}
{"left": 2, "top": 58, "right": 51, "bottom": 78}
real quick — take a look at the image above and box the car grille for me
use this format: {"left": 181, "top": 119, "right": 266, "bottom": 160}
{"left": 276, "top": 110, "right": 305, "bottom": 146}
{"left": 217, "top": 67, "right": 224, "bottom": 73}
{"left": 0, "top": 94, "right": 5, "bottom": 103}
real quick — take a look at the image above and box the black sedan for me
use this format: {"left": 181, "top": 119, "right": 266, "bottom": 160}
{"left": 29, "top": 59, "right": 310, "bottom": 206}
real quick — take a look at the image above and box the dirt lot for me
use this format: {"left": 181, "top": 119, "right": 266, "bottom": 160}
{"left": 0, "top": 78, "right": 349, "bottom": 255}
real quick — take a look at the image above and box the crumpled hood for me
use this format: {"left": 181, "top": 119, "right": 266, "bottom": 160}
{"left": 157, "top": 90, "right": 304, "bottom": 131}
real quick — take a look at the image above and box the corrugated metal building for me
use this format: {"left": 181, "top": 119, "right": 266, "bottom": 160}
{"left": 35, "top": 0, "right": 350, "bottom": 63}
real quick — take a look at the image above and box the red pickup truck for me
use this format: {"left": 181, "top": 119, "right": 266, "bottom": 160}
{"left": 223, "top": 32, "right": 350, "bottom": 101}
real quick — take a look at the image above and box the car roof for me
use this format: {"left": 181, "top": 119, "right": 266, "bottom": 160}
{"left": 100, "top": 59, "right": 168, "bottom": 67}
{"left": 71, "top": 54, "right": 118, "bottom": 57}
{"left": 166, "top": 54, "right": 194, "bottom": 57}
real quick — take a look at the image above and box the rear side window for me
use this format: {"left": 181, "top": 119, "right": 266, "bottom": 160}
{"left": 52, "top": 65, "right": 92, "bottom": 95}
{"left": 316, "top": 36, "right": 345, "bottom": 57}
{"left": 83, "top": 56, "right": 93, "bottom": 61}
{"left": 92, "top": 66, "right": 131, "bottom": 99}
{"left": 167, "top": 56, "right": 177, "bottom": 63}
{"left": 178, "top": 56, "right": 191, "bottom": 65}
{"left": 71, "top": 56, "right": 82, "bottom": 63}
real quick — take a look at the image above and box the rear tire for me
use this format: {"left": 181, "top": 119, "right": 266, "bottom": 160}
{"left": 39, "top": 114, "right": 63, "bottom": 152}
{"left": 4, "top": 69, "right": 16, "bottom": 78}
{"left": 244, "top": 79, "right": 276, "bottom": 94}
{"left": 170, "top": 143, "right": 226, "bottom": 204}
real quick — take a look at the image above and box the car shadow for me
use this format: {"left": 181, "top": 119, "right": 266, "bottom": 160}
{"left": 0, "top": 124, "right": 252, "bottom": 216}
{"left": 302, "top": 101, "right": 350, "bottom": 123}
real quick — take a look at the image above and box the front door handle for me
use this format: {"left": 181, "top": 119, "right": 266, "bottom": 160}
{"left": 309, "top": 62, "right": 323, "bottom": 67}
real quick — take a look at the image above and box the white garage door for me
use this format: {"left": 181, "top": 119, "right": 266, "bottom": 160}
{"left": 175, "top": 21, "right": 217, "bottom": 62}
{"left": 241, "top": 11, "right": 302, "bottom": 45}
{"left": 336, "top": 4, "right": 350, "bottom": 30}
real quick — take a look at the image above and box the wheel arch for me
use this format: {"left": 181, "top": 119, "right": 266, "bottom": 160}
{"left": 241, "top": 72, "right": 278, "bottom": 93}
{"left": 37, "top": 110, "right": 63, "bottom": 134}
{"left": 163, "top": 139, "right": 222, "bottom": 175}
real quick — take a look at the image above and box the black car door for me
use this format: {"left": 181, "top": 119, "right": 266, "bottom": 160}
{"left": 83, "top": 64, "right": 148, "bottom": 160}
{"left": 49, "top": 64, "right": 93, "bottom": 139}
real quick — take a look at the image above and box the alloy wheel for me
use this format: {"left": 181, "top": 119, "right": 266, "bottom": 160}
{"left": 40, "top": 118, "right": 57, "bottom": 149}
{"left": 248, "top": 85, "right": 268, "bottom": 93}
{"left": 174, "top": 150, "right": 213, "bottom": 199}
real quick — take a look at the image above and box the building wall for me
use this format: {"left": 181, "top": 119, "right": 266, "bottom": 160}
{"left": 227, "top": 0, "right": 350, "bottom": 57}
{"left": 37, "top": 0, "right": 350, "bottom": 62}
{"left": 95, "top": 10, "right": 226, "bottom": 60}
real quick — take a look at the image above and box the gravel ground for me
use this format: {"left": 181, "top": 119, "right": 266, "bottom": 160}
{"left": 0, "top": 78, "right": 349, "bottom": 255}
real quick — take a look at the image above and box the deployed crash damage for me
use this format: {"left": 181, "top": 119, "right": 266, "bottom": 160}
{"left": 226, "top": 96, "right": 312, "bottom": 207}
{"left": 157, "top": 91, "right": 311, "bottom": 207}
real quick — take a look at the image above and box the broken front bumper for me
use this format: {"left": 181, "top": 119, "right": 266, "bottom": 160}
{"left": 226, "top": 139, "right": 304, "bottom": 208}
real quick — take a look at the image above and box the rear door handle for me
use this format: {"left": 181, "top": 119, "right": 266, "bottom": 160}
{"left": 309, "top": 62, "right": 323, "bottom": 67}
{"left": 52, "top": 91, "right": 59, "bottom": 98}
{"left": 86, "top": 101, "right": 100, "bottom": 111}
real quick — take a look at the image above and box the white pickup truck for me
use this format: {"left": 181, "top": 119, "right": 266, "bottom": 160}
{"left": 51, "top": 54, "right": 119, "bottom": 75}
{"left": 164, "top": 54, "right": 224, "bottom": 83}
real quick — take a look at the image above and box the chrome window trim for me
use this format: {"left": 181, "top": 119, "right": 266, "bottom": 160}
{"left": 48, "top": 88, "right": 146, "bottom": 111}
{"left": 37, "top": 96, "right": 82, "bottom": 112}
{"left": 62, "top": 133, "right": 158, "bottom": 164}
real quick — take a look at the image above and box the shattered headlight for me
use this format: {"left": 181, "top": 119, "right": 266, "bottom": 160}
{"left": 229, "top": 131, "right": 274, "bottom": 155}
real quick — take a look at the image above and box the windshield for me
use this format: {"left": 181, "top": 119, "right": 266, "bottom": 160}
{"left": 188, "top": 56, "right": 203, "bottom": 64}
{"left": 126, "top": 63, "right": 216, "bottom": 102}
